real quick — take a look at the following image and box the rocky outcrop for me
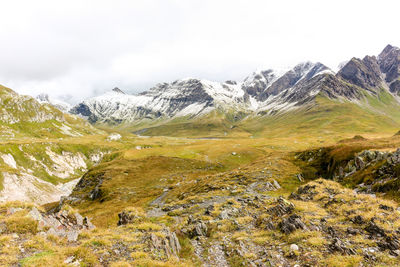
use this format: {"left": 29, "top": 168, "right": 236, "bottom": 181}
{"left": 28, "top": 207, "right": 95, "bottom": 242}
{"left": 146, "top": 229, "right": 181, "bottom": 258}
{"left": 279, "top": 214, "right": 307, "bottom": 234}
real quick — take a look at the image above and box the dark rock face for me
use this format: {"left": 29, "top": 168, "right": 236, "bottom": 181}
{"left": 261, "top": 62, "right": 328, "bottom": 100}
{"left": 112, "top": 87, "right": 126, "bottom": 94}
{"left": 378, "top": 44, "right": 400, "bottom": 83}
{"left": 70, "top": 103, "right": 93, "bottom": 117}
{"left": 71, "top": 171, "right": 106, "bottom": 201}
{"left": 242, "top": 69, "right": 278, "bottom": 99}
{"left": 243, "top": 62, "right": 331, "bottom": 102}
{"left": 389, "top": 80, "right": 400, "bottom": 95}
{"left": 337, "top": 56, "right": 383, "bottom": 91}
{"left": 225, "top": 80, "right": 237, "bottom": 85}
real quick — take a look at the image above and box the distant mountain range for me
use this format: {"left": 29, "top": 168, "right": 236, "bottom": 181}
{"left": 2, "top": 44, "right": 400, "bottom": 137}
{"left": 64, "top": 45, "right": 400, "bottom": 133}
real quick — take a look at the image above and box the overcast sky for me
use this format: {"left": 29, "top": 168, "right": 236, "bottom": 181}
{"left": 0, "top": 0, "right": 399, "bottom": 103}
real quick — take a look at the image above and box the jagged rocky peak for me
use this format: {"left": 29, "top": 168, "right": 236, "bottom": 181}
{"left": 111, "top": 87, "right": 126, "bottom": 94}
{"left": 242, "top": 69, "right": 281, "bottom": 97}
{"left": 36, "top": 93, "right": 72, "bottom": 113}
{"left": 337, "top": 56, "right": 383, "bottom": 91}
{"left": 268, "top": 62, "right": 330, "bottom": 95}
{"left": 378, "top": 44, "right": 400, "bottom": 83}
{"left": 245, "top": 62, "right": 331, "bottom": 102}
{"left": 36, "top": 93, "right": 51, "bottom": 102}
{"left": 224, "top": 80, "right": 237, "bottom": 85}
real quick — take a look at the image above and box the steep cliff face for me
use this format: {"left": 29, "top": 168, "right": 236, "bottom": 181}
{"left": 378, "top": 44, "right": 400, "bottom": 83}
{"left": 337, "top": 56, "right": 384, "bottom": 92}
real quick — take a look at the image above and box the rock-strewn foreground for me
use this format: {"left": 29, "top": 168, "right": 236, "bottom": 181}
{"left": 1, "top": 178, "right": 400, "bottom": 266}
{"left": 2, "top": 132, "right": 400, "bottom": 266}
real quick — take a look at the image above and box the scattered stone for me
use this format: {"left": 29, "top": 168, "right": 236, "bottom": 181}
{"left": 219, "top": 210, "right": 230, "bottom": 220}
{"left": 379, "top": 204, "right": 394, "bottom": 211}
{"left": 365, "top": 221, "right": 386, "bottom": 237}
{"left": 378, "top": 235, "right": 400, "bottom": 251}
{"left": 7, "top": 207, "right": 22, "bottom": 215}
{"left": 191, "top": 222, "right": 208, "bottom": 238}
{"left": 255, "top": 217, "right": 276, "bottom": 230}
{"left": 204, "top": 205, "right": 214, "bottom": 215}
{"left": 289, "top": 184, "right": 317, "bottom": 201}
{"left": 329, "top": 238, "right": 356, "bottom": 255}
{"left": 28, "top": 207, "right": 43, "bottom": 221}
{"left": 347, "top": 227, "right": 360, "bottom": 235}
{"left": 64, "top": 256, "right": 75, "bottom": 264}
{"left": 267, "top": 197, "right": 295, "bottom": 217}
{"left": 66, "top": 230, "right": 79, "bottom": 242}
{"left": 117, "top": 210, "right": 140, "bottom": 226}
{"left": 351, "top": 215, "right": 366, "bottom": 225}
{"left": 279, "top": 214, "right": 307, "bottom": 234}
{"left": 272, "top": 179, "right": 281, "bottom": 189}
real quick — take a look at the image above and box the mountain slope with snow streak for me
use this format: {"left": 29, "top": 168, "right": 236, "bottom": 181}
{"left": 70, "top": 62, "right": 333, "bottom": 124}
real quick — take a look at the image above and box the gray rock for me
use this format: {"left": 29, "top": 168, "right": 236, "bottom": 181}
{"left": 66, "top": 230, "right": 79, "bottom": 242}
{"left": 329, "top": 238, "right": 356, "bottom": 255}
{"left": 148, "top": 229, "right": 181, "bottom": 258}
{"left": 355, "top": 156, "right": 365, "bottom": 169}
{"left": 272, "top": 179, "right": 281, "bottom": 189}
{"left": 74, "top": 212, "right": 84, "bottom": 226}
{"left": 279, "top": 214, "right": 307, "bottom": 234}
{"left": 219, "top": 210, "right": 230, "bottom": 220}
{"left": 28, "top": 207, "right": 43, "bottom": 221}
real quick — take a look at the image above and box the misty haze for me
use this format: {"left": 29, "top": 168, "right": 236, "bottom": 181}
{"left": 1, "top": 1, "right": 400, "bottom": 266}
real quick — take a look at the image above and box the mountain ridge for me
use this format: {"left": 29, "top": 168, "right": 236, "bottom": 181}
{"left": 69, "top": 44, "right": 400, "bottom": 131}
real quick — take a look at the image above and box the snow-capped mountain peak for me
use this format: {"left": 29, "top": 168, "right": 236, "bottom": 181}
{"left": 70, "top": 45, "right": 400, "bottom": 125}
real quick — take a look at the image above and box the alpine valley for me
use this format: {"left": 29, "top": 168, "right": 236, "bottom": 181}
{"left": 1, "top": 45, "right": 400, "bottom": 266}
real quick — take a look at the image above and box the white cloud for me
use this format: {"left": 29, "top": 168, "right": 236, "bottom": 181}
{"left": 0, "top": 0, "right": 399, "bottom": 103}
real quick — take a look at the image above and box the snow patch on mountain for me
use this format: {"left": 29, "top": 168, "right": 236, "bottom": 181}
{"left": 69, "top": 61, "right": 343, "bottom": 123}
{"left": 36, "top": 93, "right": 72, "bottom": 112}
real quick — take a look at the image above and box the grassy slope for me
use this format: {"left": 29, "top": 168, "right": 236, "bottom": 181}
{"left": 241, "top": 92, "right": 400, "bottom": 139}
{"left": 0, "top": 84, "right": 102, "bottom": 140}
{"left": 98, "top": 88, "right": 400, "bottom": 141}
